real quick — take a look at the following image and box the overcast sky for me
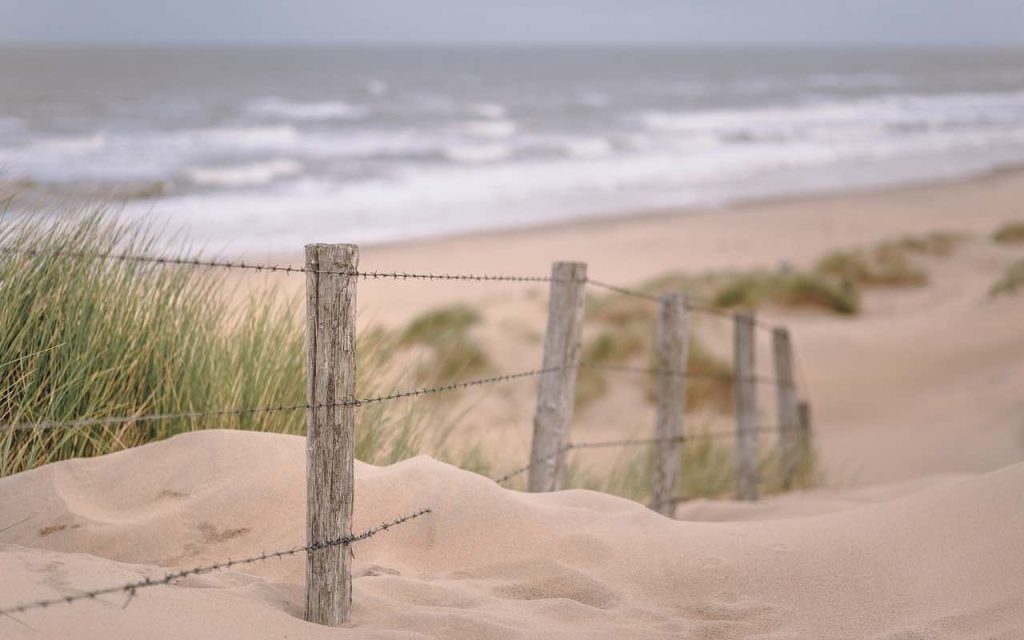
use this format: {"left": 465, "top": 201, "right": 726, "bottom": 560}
{"left": 2, "top": 0, "right": 1022, "bottom": 47}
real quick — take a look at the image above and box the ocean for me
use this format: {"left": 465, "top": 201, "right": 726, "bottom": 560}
{"left": 2, "top": 46, "right": 1024, "bottom": 251}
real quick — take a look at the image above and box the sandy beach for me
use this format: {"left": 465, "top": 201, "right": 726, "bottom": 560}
{"left": 2, "top": 169, "right": 1024, "bottom": 637}
{"left": 300, "top": 168, "right": 1024, "bottom": 487}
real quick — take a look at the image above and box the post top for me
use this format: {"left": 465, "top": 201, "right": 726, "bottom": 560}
{"left": 658, "top": 291, "right": 689, "bottom": 304}
{"left": 550, "top": 261, "right": 587, "bottom": 279}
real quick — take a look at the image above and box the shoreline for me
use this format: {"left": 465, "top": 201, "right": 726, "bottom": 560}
{"left": 6, "top": 160, "right": 1024, "bottom": 261}
{"left": 343, "top": 162, "right": 1024, "bottom": 255}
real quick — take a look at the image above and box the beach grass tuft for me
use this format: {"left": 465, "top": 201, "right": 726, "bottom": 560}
{"left": 0, "top": 212, "right": 459, "bottom": 475}
{"left": 563, "top": 423, "right": 820, "bottom": 503}
{"left": 992, "top": 221, "right": 1024, "bottom": 245}
{"left": 989, "top": 259, "right": 1024, "bottom": 298}
{"left": 399, "top": 304, "right": 491, "bottom": 385}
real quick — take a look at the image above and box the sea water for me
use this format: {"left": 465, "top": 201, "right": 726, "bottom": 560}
{"left": 2, "top": 46, "right": 1023, "bottom": 251}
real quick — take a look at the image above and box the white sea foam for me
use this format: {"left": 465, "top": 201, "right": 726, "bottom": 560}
{"left": 30, "top": 132, "right": 108, "bottom": 154}
{"left": 641, "top": 91, "right": 1024, "bottom": 133}
{"left": 185, "top": 159, "right": 303, "bottom": 188}
{"left": 806, "top": 73, "right": 902, "bottom": 89}
{"left": 199, "top": 125, "right": 300, "bottom": 149}
{"left": 247, "top": 97, "right": 369, "bottom": 121}
{"left": 563, "top": 137, "right": 613, "bottom": 158}
{"left": 11, "top": 47, "right": 1024, "bottom": 252}
{"left": 443, "top": 143, "right": 512, "bottom": 163}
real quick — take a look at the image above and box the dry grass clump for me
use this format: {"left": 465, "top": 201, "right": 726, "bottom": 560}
{"left": 0, "top": 213, "right": 468, "bottom": 475}
{"left": 815, "top": 246, "right": 926, "bottom": 287}
{"left": 576, "top": 293, "right": 733, "bottom": 411}
{"left": 992, "top": 221, "right": 1024, "bottom": 245}
{"left": 562, "top": 424, "right": 820, "bottom": 503}
{"left": 398, "top": 304, "right": 491, "bottom": 385}
{"left": 641, "top": 269, "right": 859, "bottom": 315}
{"left": 887, "top": 230, "right": 968, "bottom": 257}
{"left": 712, "top": 271, "right": 860, "bottom": 314}
{"left": 815, "top": 231, "right": 966, "bottom": 289}
{"left": 989, "top": 259, "right": 1024, "bottom": 298}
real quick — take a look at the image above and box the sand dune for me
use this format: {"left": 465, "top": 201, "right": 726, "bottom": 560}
{"left": 1, "top": 430, "right": 1022, "bottom": 639}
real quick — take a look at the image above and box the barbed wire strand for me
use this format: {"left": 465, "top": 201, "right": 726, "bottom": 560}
{"left": 578, "top": 362, "right": 779, "bottom": 386}
{"left": 0, "top": 247, "right": 557, "bottom": 282}
{"left": 584, "top": 278, "right": 662, "bottom": 303}
{"left": 0, "top": 508, "right": 432, "bottom": 617}
{"left": 0, "top": 367, "right": 560, "bottom": 432}
{"left": 583, "top": 278, "right": 785, "bottom": 330}
{"left": 5, "top": 247, "right": 787, "bottom": 330}
{"left": 494, "top": 426, "right": 779, "bottom": 485}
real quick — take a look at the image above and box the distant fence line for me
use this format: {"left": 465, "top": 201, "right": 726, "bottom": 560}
{"left": 0, "top": 242, "right": 813, "bottom": 627}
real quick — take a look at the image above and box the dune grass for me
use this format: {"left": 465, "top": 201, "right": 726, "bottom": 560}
{"left": 989, "top": 259, "right": 1024, "bottom": 298}
{"left": 814, "top": 231, "right": 966, "bottom": 289}
{"left": 0, "top": 212, "right": 823, "bottom": 505}
{"left": 711, "top": 270, "right": 860, "bottom": 314}
{"left": 577, "top": 293, "right": 734, "bottom": 411}
{"left": 0, "top": 213, "right": 457, "bottom": 475}
{"left": 992, "top": 221, "right": 1024, "bottom": 245}
{"left": 398, "top": 304, "right": 491, "bottom": 385}
{"left": 563, "top": 424, "right": 819, "bottom": 503}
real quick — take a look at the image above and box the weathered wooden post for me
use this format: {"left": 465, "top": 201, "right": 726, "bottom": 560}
{"left": 528, "top": 261, "right": 586, "bottom": 492}
{"left": 734, "top": 310, "right": 759, "bottom": 501}
{"left": 305, "top": 243, "right": 358, "bottom": 626}
{"left": 650, "top": 293, "right": 689, "bottom": 515}
{"left": 772, "top": 327, "right": 800, "bottom": 490}
{"left": 798, "top": 399, "right": 813, "bottom": 476}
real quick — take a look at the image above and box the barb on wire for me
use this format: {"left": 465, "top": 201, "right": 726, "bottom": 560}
{"left": 0, "top": 508, "right": 432, "bottom": 617}
{"left": 354, "top": 269, "right": 555, "bottom": 283}
{"left": 0, "top": 367, "right": 559, "bottom": 432}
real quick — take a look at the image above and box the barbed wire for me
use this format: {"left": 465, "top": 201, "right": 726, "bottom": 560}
{"left": 0, "top": 361, "right": 786, "bottom": 434}
{"left": 0, "top": 247, "right": 557, "bottom": 282}
{"left": 583, "top": 278, "right": 783, "bottom": 329}
{"left": 494, "top": 426, "right": 779, "bottom": 485}
{"left": 0, "top": 367, "right": 560, "bottom": 432}
{"left": 578, "top": 362, "right": 778, "bottom": 386}
{"left": 0, "top": 507, "right": 432, "bottom": 617}
{"left": 585, "top": 278, "right": 662, "bottom": 303}
{"left": 4, "top": 247, "right": 787, "bottom": 330}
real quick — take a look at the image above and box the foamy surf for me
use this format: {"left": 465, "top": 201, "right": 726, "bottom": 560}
{"left": 247, "top": 97, "right": 370, "bottom": 121}
{"left": 185, "top": 159, "right": 303, "bottom": 188}
{"left": 4, "top": 47, "right": 1024, "bottom": 250}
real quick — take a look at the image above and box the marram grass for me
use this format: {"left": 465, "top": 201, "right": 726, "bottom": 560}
{"left": 0, "top": 213, "right": 451, "bottom": 475}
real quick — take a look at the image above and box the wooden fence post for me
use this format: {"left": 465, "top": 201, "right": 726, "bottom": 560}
{"left": 772, "top": 327, "right": 800, "bottom": 490}
{"left": 734, "top": 310, "right": 759, "bottom": 501}
{"left": 305, "top": 243, "right": 358, "bottom": 626}
{"left": 651, "top": 293, "right": 689, "bottom": 515}
{"left": 528, "top": 261, "right": 587, "bottom": 492}
{"left": 798, "top": 400, "right": 813, "bottom": 474}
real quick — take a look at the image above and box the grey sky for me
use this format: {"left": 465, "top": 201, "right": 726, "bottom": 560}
{"left": 1, "top": 0, "right": 1022, "bottom": 47}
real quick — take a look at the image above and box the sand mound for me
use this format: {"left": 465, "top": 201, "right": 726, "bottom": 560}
{"left": 1, "top": 430, "right": 1022, "bottom": 639}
